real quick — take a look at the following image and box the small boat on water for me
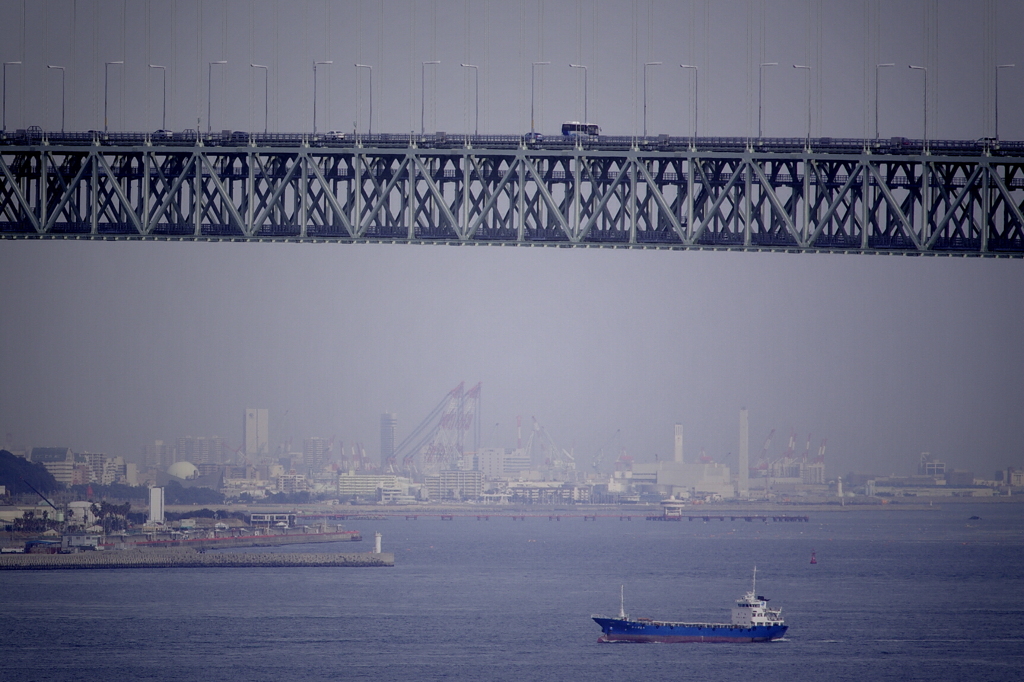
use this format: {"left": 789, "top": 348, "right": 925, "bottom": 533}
{"left": 592, "top": 568, "right": 788, "bottom": 643}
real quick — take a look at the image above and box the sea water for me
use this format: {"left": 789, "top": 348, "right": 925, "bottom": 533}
{"left": 1, "top": 502, "right": 1022, "bottom": 682}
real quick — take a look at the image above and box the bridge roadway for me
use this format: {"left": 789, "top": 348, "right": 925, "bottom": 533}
{"left": 2, "top": 130, "right": 1022, "bottom": 256}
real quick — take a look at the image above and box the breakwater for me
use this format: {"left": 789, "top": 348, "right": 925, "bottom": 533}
{"left": 123, "top": 530, "right": 361, "bottom": 551}
{"left": 0, "top": 549, "right": 394, "bottom": 570}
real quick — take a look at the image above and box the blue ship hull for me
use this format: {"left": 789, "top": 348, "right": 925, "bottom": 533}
{"left": 593, "top": 616, "right": 787, "bottom": 643}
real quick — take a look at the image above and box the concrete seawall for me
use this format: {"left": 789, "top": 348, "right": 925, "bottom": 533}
{"left": 0, "top": 549, "right": 394, "bottom": 570}
{"left": 124, "top": 530, "right": 361, "bottom": 551}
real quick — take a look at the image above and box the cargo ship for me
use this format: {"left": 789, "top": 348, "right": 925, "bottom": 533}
{"left": 592, "top": 569, "right": 787, "bottom": 643}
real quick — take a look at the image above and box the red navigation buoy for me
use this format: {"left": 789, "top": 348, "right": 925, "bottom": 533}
{"left": 810, "top": 550, "right": 817, "bottom": 564}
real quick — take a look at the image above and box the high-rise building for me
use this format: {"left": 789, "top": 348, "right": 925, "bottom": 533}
{"left": 84, "top": 453, "right": 107, "bottom": 484}
{"left": 303, "top": 438, "right": 329, "bottom": 473}
{"left": 802, "top": 459, "right": 825, "bottom": 485}
{"left": 174, "top": 436, "right": 226, "bottom": 465}
{"left": 245, "top": 409, "right": 269, "bottom": 457}
{"left": 380, "top": 412, "right": 397, "bottom": 465}
{"left": 143, "top": 440, "right": 171, "bottom": 469}
{"left": 673, "top": 424, "right": 684, "bottom": 463}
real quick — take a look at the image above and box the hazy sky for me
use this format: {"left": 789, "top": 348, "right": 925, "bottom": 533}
{"left": 1, "top": 0, "right": 1023, "bottom": 478}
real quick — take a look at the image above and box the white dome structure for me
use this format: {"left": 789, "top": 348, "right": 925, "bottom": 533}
{"left": 167, "top": 461, "right": 199, "bottom": 480}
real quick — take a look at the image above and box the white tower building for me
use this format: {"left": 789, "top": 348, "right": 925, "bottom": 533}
{"left": 673, "top": 424, "right": 684, "bottom": 463}
{"left": 148, "top": 487, "right": 165, "bottom": 525}
{"left": 244, "top": 408, "right": 269, "bottom": 457}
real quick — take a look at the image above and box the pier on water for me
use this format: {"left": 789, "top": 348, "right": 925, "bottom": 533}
{"left": 322, "top": 511, "right": 810, "bottom": 523}
{"left": 645, "top": 514, "right": 810, "bottom": 523}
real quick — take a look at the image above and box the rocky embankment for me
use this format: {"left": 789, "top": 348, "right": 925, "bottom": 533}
{"left": 0, "top": 548, "right": 393, "bottom": 570}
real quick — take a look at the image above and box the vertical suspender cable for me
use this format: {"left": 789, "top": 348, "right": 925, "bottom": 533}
{"left": 122, "top": 0, "right": 126, "bottom": 130}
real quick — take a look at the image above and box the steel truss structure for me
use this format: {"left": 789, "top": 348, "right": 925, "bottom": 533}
{"left": 2, "top": 136, "right": 1023, "bottom": 256}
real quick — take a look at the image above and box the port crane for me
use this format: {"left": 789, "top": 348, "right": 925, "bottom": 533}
{"left": 392, "top": 382, "right": 481, "bottom": 472}
{"left": 523, "top": 417, "right": 575, "bottom": 475}
{"left": 591, "top": 429, "right": 621, "bottom": 476}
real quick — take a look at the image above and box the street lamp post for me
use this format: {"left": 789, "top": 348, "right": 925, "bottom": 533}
{"left": 105, "top": 61, "right": 124, "bottom": 132}
{"left": 758, "top": 62, "right": 777, "bottom": 138}
{"left": 461, "top": 63, "right": 479, "bottom": 137}
{"left": 421, "top": 60, "right": 439, "bottom": 135}
{"left": 530, "top": 61, "right": 550, "bottom": 135}
{"left": 355, "top": 64, "right": 372, "bottom": 135}
{"left": 680, "top": 65, "right": 698, "bottom": 146}
{"left": 207, "top": 60, "right": 227, "bottom": 134}
{"left": 2, "top": 61, "right": 21, "bottom": 131}
{"left": 793, "top": 64, "right": 811, "bottom": 144}
{"left": 909, "top": 65, "right": 928, "bottom": 150}
{"left": 48, "top": 65, "right": 66, "bottom": 132}
{"left": 996, "top": 64, "right": 1015, "bottom": 140}
{"left": 149, "top": 64, "right": 167, "bottom": 130}
{"left": 874, "top": 63, "right": 894, "bottom": 139}
{"left": 313, "top": 60, "right": 333, "bottom": 134}
{"left": 250, "top": 64, "right": 268, "bottom": 134}
{"left": 570, "top": 64, "right": 588, "bottom": 124}
{"left": 643, "top": 61, "right": 662, "bottom": 138}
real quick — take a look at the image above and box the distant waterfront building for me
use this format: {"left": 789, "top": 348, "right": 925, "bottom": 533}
{"left": 502, "top": 449, "right": 531, "bottom": 476}
{"left": 275, "top": 473, "right": 308, "bottom": 494}
{"left": 424, "top": 470, "right": 484, "bottom": 501}
{"left": 337, "top": 472, "right": 399, "bottom": 497}
{"left": 148, "top": 487, "right": 165, "bottom": 524}
{"left": 84, "top": 453, "right": 107, "bottom": 484}
{"left": 631, "top": 459, "right": 734, "bottom": 499}
{"left": 245, "top": 409, "right": 269, "bottom": 457}
{"left": 143, "top": 440, "right": 171, "bottom": 469}
{"left": 473, "top": 448, "right": 508, "bottom": 478}
{"left": 506, "top": 480, "right": 591, "bottom": 504}
{"left": 468, "top": 448, "right": 532, "bottom": 478}
{"left": 918, "top": 452, "right": 946, "bottom": 476}
{"left": 102, "top": 456, "right": 133, "bottom": 485}
{"left": 945, "top": 470, "right": 976, "bottom": 486}
{"left": 303, "top": 438, "right": 329, "bottom": 473}
{"left": 674, "top": 424, "right": 684, "bottom": 463}
{"left": 29, "top": 447, "right": 75, "bottom": 486}
{"left": 167, "top": 461, "right": 199, "bottom": 480}
{"left": 71, "top": 463, "right": 92, "bottom": 486}
{"left": 380, "top": 413, "right": 397, "bottom": 465}
{"left": 802, "top": 458, "right": 825, "bottom": 485}
{"left": 175, "top": 437, "right": 226, "bottom": 465}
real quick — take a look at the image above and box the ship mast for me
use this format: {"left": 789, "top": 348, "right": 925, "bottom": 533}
{"left": 619, "top": 585, "right": 625, "bottom": 619}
